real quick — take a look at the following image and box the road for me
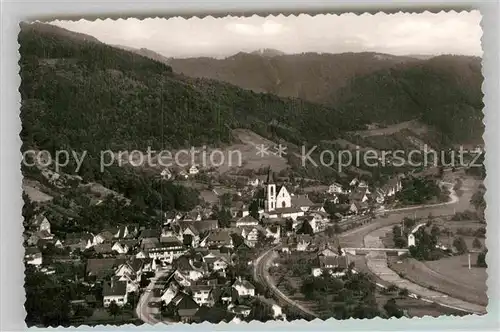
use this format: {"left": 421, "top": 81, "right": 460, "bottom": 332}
{"left": 253, "top": 175, "right": 481, "bottom": 317}
{"left": 253, "top": 246, "right": 318, "bottom": 319}
{"left": 135, "top": 268, "right": 172, "bottom": 325}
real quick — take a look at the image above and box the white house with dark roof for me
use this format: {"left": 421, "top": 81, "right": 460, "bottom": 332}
{"left": 235, "top": 215, "right": 259, "bottom": 227}
{"left": 103, "top": 279, "right": 128, "bottom": 307}
{"left": 327, "top": 182, "right": 344, "bottom": 194}
{"left": 291, "top": 194, "right": 314, "bottom": 212}
{"left": 232, "top": 277, "right": 255, "bottom": 297}
{"left": 311, "top": 255, "right": 349, "bottom": 277}
{"left": 25, "top": 246, "right": 43, "bottom": 266}
{"left": 32, "top": 214, "right": 51, "bottom": 234}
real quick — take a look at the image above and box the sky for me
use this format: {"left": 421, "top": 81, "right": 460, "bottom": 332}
{"left": 52, "top": 11, "right": 482, "bottom": 59}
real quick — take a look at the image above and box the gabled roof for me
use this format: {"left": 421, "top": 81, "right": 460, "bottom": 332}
{"left": 86, "top": 258, "right": 125, "bottom": 276}
{"left": 291, "top": 194, "right": 314, "bottom": 208}
{"left": 25, "top": 246, "right": 41, "bottom": 255}
{"left": 236, "top": 215, "right": 259, "bottom": 225}
{"left": 193, "top": 219, "right": 218, "bottom": 233}
{"left": 139, "top": 228, "right": 160, "bottom": 239}
{"left": 97, "top": 231, "right": 114, "bottom": 241}
{"left": 207, "top": 230, "right": 232, "bottom": 244}
{"left": 32, "top": 214, "right": 49, "bottom": 226}
{"left": 94, "top": 243, "right": 113, "bottom": 254}
{"left": 103, "top": 279, "right": 127, "bottom": 297}
{"left": 173, "top": 293, "right": 199, "bottom": 311}
{"left": 232, "top": 278, "right": 255, "bottom": 290}
{"left": 318, "top": 255, "right": 348, "bottom": 269}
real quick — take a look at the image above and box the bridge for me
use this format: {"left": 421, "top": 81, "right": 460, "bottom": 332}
{"left": 343, "top": 247, "right": 409, "bottom": 256}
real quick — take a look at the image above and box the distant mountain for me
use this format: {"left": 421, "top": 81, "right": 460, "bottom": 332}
{"left": 169, "top": 51, "right": 484, "bottom": 144}
{"left": 168, "top": 52, "right": 419, "bottom": 104}
{"left": 111, "top": 44, "right": 172, "bottom": 64}
{"left": 406, "top": 54, "right": 436, "bottom": 60}
{"left": 250, "top": 48, "right": 286, "bottom": 57}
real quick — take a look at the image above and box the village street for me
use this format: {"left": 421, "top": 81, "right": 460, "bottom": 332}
{"left": 135, "top": 268, "right": 172, "bottom": 325}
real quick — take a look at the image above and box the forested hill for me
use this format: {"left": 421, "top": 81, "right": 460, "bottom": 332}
{"left": 19, "top": 22, "right": 358, "bottom": 158}
{"left": 334, "top": 55, "right": 484, "bottom": 143}
{"left": 170, "top": 51, "right": 484, "bottom": 144}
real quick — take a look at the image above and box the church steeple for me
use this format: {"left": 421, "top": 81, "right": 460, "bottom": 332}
{"left": 265, "top": 166, "right": 276, "bottom": 211}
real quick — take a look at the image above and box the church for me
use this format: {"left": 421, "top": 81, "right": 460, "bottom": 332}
{"left": 262, "top": 170, "right": 305, "bottom": 221}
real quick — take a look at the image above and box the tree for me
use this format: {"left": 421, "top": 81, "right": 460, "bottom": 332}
{"left": 472, "top": 237, "right": 482, "bottom": 249}
{"left": 453, "top": 236, "right": 468, "bottom": 254}
{"left": 248, "top": 200, "right": 259, "bottom": 220}
{"left": 476, "top": 250, "right": 487, "bottom": 267}
{"left": 183, "top": 234, "right": 193, "bottom": 246}
{"left": 296, "top": 220, "right": 313, "bottom": 235}
{"left": 384, "top": 298, "right": 403, "bottom": 318}
{"left": 398, "top": 288, "right": 409, "bottom": 298}
{"left": 430, "top": 225, "right": 441, "bottom": 238}
{"left": 107, "top": 301, "right": 121, "bottom": 319}
{"left": 325, "top": 226, "right": 335, "bottom": 237}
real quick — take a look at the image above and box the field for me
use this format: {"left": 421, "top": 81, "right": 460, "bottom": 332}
{"left": 388, "top": 255, "right": 487, "bottom": 306}
{"left": 22, "top": 178, "right": 53, "bottom": 203}
{"left": 350, "top": 120, "right": 429, "bottom": 138}
{"left": 269, "top": 250, "right": 464, "bottom": 319}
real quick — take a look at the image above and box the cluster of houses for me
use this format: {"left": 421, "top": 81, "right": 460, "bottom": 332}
{"left": 327, "top": 176, "right": 403, "bottom": 216}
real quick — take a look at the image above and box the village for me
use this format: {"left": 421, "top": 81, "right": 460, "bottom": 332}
{"left": 23, "top": 159, "right": 420, "bottom": 324}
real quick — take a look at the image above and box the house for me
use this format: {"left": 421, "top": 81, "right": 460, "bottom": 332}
{"left": 408, "top": 223, "right": 426, "bottom": 247}
{"left": 190, "top": 285, "right": 213, "bottom": 306}
{"left": 296, "top": 235, "right": 312, "bottom": 251}
{"left": 25, "top": 246, "right": 42, "bottom": 266}
{"left": 161, "top": 168, "right": 173, "bottom": 180}
{"left": 93, "top": 231, "right": 114, "bottom": 245}
{"left": 175, "top": 256, "right": 205, "bottom": 281}
{"left": 64, "top": 232, "right": 94, "bottom": 251}
{"left": 382, "top": 177, "right": 403, "bottom": 197}
{"left": 102, "top": 279, "right": 128, "bottom": 307}
{"left": 205, "top": 230, "right": 233, "bottom": 249}
{"left": 147, "top": 238, "right": 185, "bottom": 263}
{"left": 86, "top": 258, "right": 124, "bottom": 280}
{"left": 350, "top": 188, "right": 369, "bottom": 204}
{"left": 232, "top": 277, "right": 255, "bottom": 297}
{"left": 328, "top": 182, "right": 344, "bottom": 194}
{"left": 311, "top": 255, "right": 348, "bottom": 277}
{"left": 349, "top": 178, "right": 359, "bottom": 187}
{"left": 193, "top": 219, "right": 219, "bottom": 233}
{"left": 247, "top": 177, "right": 260, "bottom": 187}
{"left": 235, "top": 215, "right": 259, "bottom": 227}
{"left": 241, "top": 226, "right": 261, "bottom": 247}
{"left": 32, "top": 214, "right": 51, "bottom": 233}
{"left": 94, "top": 243, "right": 114, "bottom": 255}
{"left": 349, "top": 201, "right": 369, "bottom": 215}
{"left": 172, "top": 293, "right": 199, "bottom": 323}
{"left": 318, "top": 247, "right": 339, "bottom": 257}
{"left": 189, "top": 165, "right": 199, "bottom": 175}
{"left": 161, "top": 283, "right": 180, "bottom": 306}
{"left": 264, "top": 206, "right": 305, "bottom": 221}
{"left": 27, "top": 230, "right": 54, "bottom": 246}
{"left": 291, "top": 194, "right": 314, "bottom": 212}
{"left": 228, "top": 304, "right": 252, "bottom": 317}
{"left": 375, "top": 188, "right": 386, "bottom": 204}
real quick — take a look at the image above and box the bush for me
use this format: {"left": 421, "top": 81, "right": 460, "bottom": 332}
{"left": 453, "top": 237, "right": 468, "bottom": 254}
{"left": 472, "top": 237, "right": 482, "bottom": 249}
